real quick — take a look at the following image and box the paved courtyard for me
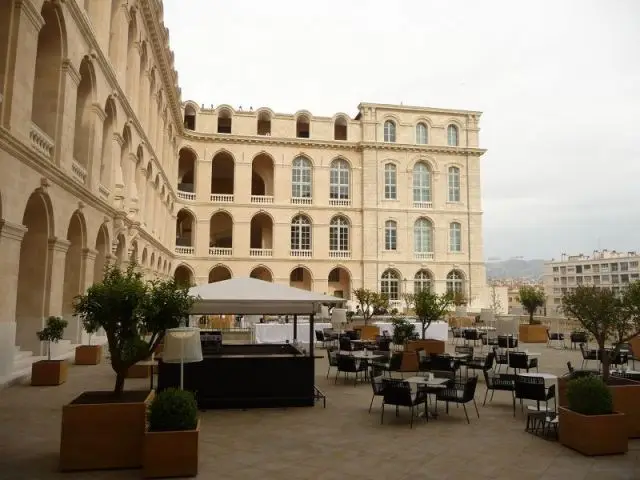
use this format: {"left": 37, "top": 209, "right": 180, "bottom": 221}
{"left": 0, "top": 342, "right": 638, "bottom": 480}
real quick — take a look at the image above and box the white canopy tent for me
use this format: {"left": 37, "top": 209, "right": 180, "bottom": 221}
{"left": 188, "top": 277, "right": 346, "bottom": 315}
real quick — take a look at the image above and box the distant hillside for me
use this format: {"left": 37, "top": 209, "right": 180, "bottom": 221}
{"left": 486, "top": 258, "right": 545, "bottom": 280}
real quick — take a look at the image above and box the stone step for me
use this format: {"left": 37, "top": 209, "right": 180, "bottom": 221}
{"left": 14, "top": 350, "right": 33, "bottom": 362}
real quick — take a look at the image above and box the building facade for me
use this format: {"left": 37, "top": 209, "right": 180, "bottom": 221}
{"left": 543, "top": 250, "right": 640, "bottom": 312}
{"left": 0, "top": 0, "right": 486, "bottom": 380}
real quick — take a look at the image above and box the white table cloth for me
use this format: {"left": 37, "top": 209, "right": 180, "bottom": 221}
{"left": 372, "top": 321, "right": 448, "bottom": 342}
{"left": 253, "top": 322, "right": 333, "bottom": 344}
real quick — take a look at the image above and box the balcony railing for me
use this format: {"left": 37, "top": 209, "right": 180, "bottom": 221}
{"left": 329, "top": 250, "right": 351, "bottom": 259}
{"left": 250, "top": 248, "right": 273, "bottom": 257}
{"left": 414, "top": 252, "right": 435, "bottom": 260}
{"left": 329, "top": 198, "right": 351, "bottom": 207}
{"left": 210, "top": 193, "right": 234, "bottom": 203}
{"left": 291, "top": 197, "right": 312, "bottom": 205}
{"left": 413, "top": 201, "right": 433, "bottom": 209}
{"left": 175, "top": 246, "right": 194, "bottom": 255}
{"left": 209, "top": 247, "right": 232, "bottom": 256}
{"left": 71, "top": 159, "right": 87, "bottom": 185}
{"left": 29, "top": 122, "right": 54, "bottom": 159}
{"left": 290, "top": 249, "right": 312, "bottom": 258}
{"left": 251, "top": 195, "right": 274, "bottom": 204}
{"left": 178, "top": 190, "right": 196, "bottom": 201}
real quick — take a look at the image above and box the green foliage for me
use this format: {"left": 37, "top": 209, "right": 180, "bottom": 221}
{"left": 567, "top": 376, "right": 613, "bottom": 416}
{"left": 391, "top": 317, "right": 418, "bottom": 345}
{"left": 451, "top": 291, "right": 467, "bottom": 306}
{"left": 37, "top": 316, "right": 68, "bottom": 360}
{"left": 413, "top": 290, "right": 453, "bottom": 339}
{"left": 518, "top": 285, "right": 546, "bottom": 323}
{"left": 73, "top": 264, "right": 194, "bottom": 394}
{"left": 148, "top": 388, "right": 198, "bottom": 432}
{"left": 353, "top": 288, "right": 389, "bottom": 324}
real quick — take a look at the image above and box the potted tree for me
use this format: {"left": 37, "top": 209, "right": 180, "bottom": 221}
{"left": 390, "top": 317, "right": 420, "bottom": 371}
{"left": 517, "top": 285, "right": 548, "bottom": 343}
{"left": 559, "top": 376, "right": 627, "bottom": 455}
{"left": 353, "top": 288, "right": 388, "bottom": 339}
{"left": 31, "top": 316, "right": 68, "bottom": 386}
{"left": 405, "top": 290, "right": 452, "bottom": 356}
{"left": 74, "top": 319, "right": 102, "bottom": 365}
{"left": 60, "top": 265, "right": 194, "bottom": 471}
{"left": 452, "top": 291, "right": 468, "bottom": 316}
{"left": 562, "top": 283, "right": 640, "bottom": 438}
{"left": 143, "top": 388, "right": 200, "bottom": 478}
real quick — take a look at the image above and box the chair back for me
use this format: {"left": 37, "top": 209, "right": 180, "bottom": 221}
{"left": 464, "top": 329, "right": 480, "bottom": 341}
{"left": 315, "top": 330, "right": 324, "bottom": 342}
{"left": 508, "top": 352, "right": 529, "bottom": 369}
{"left": 430, "top": 354, "right": 455, "bottom": 372}
{"left": 327, "top": 349, "right": 339, "bottom": 366}
{"left": 483, "top": 351, "right": 495, "bottom": 370}
{"left": 370, "top": 369, "right": 385, "bottom": 394}
{"left": 461, "top": 376, "right": 479, "bottom": 402}
{"left": 377, "top": 337, "right": 392, "bottom": 352}
{"left": 515, "top": 375, "right": 546, "bottom": 401}
{"left": 455, "top": 345, "right": 474, "bottom": 357}
{"left": 337, "top": 355, "right": 357, "bottom": 372}
{"left": 492, "top": 346, "right": 508, "bottom": 365}
{"left": 339, "top": 336, "right": 352, "bottom": 351}
{"left": 381, "top": 379, "right": 412, "bottom": 406}
{"left": 579, "top": 342, "right": 588, "bottom": 359}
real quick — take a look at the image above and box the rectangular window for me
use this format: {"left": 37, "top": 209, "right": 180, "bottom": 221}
{"left": 576, "top": 265, "right": 582, "bottom": 274}
{"left": 630, "top": 261, "right": 638, "bottom": 269}
{"left": 620, "top": 262, "right": 628, "bottom": 271}
{"left": 621, "top": 274, "right": 629, "bottom": 283}
{"left": 384, "top": 166, "right": 397, "bottom": 200}
{"left": 611, "top": 263, "right": 619, "bottom": 272}
{"left": 447, "top": 167, "right": 460, "bottom": 202}
{"left": 385, "top": 225, "right": 397, "bottom": 251}
{"left": 601, "top": 264, "right": 609, "bottom": 273}
{"left": 592, "top": 264, "right": 600, "bottom": 273}
{"left": 552, "top": 267, "right": 559, "bottom": 272}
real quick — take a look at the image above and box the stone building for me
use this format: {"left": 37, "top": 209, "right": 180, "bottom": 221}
{"left": 0, "top": 0, "right": 486, "bottom": 380}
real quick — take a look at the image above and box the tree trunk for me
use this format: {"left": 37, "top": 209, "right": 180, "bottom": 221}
{"left": 529, "top": 311, "right": 534, "bottom": 324}
{"left": 47, "top": 341, "right": 51, "bottom": 361}
{"left": 600, "top": 344, "right": 610, "bottom": 384}
{"left": 114, "top": 371, "right": 126, "bottom": 395}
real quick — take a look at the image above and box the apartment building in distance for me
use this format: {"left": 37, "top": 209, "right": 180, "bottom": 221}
{"left": 0, "top": 0, "right": 486, "bottom": 381}
{"left": 543, "top": 250, "right": 640, "bottom": 312}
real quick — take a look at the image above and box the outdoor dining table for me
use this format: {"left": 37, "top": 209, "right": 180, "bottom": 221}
{"left": 405, "top": 376, "right": 450, "bottom": 418}
{"left": 518, "top": 372, "right": 558, "bottom": 412}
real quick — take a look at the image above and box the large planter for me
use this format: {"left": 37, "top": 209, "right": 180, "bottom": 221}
{"left": 558, "top": 407, "right": 627, "bottom": 456}
{"left": 31, "top": 360, "right": 68, "bottom": 386}
{"left": 353, "top": 325, "right": 380, "bottom": 341}
{"left": 629, "top": 335, "right": 640, "bottom": 360}
{"left": 127, "top": 361, "right": 153, "bottom": 378}
{"left": 399, "top": 351, "right": 419, "bottom": 372}
{"left": 75, "top": 345, "right": 102, "bottom": 365}
{"left": 60, "top": 390, "right": 154, "bottom": 471}
{"left": 406, "top": 339, "right": 445, "bottom": 355}
{"left": 609, "top": 376, "right": 640, "bottom": 438}
{"left": 558, "top": 376, "right": 569, "bottom": 408}
{"left": 518, "top": 324, "right": 548, "bottom": 343}
{"left": 143, "top": 420, "right": 200, "bottom": 478}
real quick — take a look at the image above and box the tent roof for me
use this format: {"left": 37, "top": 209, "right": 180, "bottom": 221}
{"left": 188, "top": 277, "right": 346, "bottom": 315}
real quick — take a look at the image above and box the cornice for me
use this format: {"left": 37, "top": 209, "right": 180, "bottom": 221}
{"left": 0, "top": 220, "right": 28, "bottom": 242}
{"left": 62, "top": 58, "right": 82, "bottom": 86}
{"left": 63, "top": 0, "right": 177, "bottom": 202}
{"left": 360, "top": 142, "right": 486, "bottom": 157}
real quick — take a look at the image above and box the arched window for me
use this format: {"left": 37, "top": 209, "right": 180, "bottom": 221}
{"left": 217, "top": 109, "right": 232, "bottom": 134}
{"left": 329, "top": 159, "right": 350, "bottom": 202}
{"left": 446, "top": 270, "right": 465, "bottom": 294}
{"left": 384, "top": 163, "right": 397, "bottom": 200}
{"left": 448, "top": 166, "right": 461, "bottom": 202}
{"left": 329, "top": 216, "right": 349, "bottom": 252}
{"left": 381, "top": 270, "right": 401, "bottom": 300}
{"left": 413, "top": 162, "right": 431, "bottom": 204}
{"left": 257, "top": 111, "right": 271, "bottom": 136}
{"left": 447, "top": 124, "right": 459, "bottom": 146}
{"left": 291, "top": 157, "right": 312, "bottom": 199}
{"left": 290, "top": 215, "right": 311, "bottom": 251}
{"left": 450, "top": 222, "right": 462, "bottom": 252}
{"left": 296, "top": 115, "right": 310, "bottom": 138}
{"left": 416, "top": 123, "right": 428, "bottom": 144}
{"left": 384, "top": 220, "right": 397, "bottom": 251}
{"left": 414, "top": 218, "right": 433, "bottom": 253}
{"left": 334, "top": 116, "right": 348, "bottom": 140}
{"left": 414, "top": 270, "right": 433, "bottom": 293}
{"left": 384, "top": 120, "right": 396, "bottom": 143}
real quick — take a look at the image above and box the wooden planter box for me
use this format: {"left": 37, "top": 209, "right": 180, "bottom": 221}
{"left": 399, "top": 351, "right": 419, "bottom": 372}
{"left": 558, "top": 407, "right": 627, "bottom": 456}
{"left": 629, "top": 335, "right": 640, "bottom": 360}
{"left": 353, "top": 325, "right": 379, "bottom": 341}
{"left": 558, "top": 376, "right": 569, "bottom": 408}
{"left": 609, "top": 377, "right": 640, "bottom": 438}
{"left": 406, "top": 339, "right": 445, "bottom": 355}
{"left": 518, "top": 324, "right": 548, "bottom": 343}
{"left": 60, "top": 390, "right": 154, "bottom": 471}
{"left": 75, "top": 345, "right": 102, "bottom": 365}
{"left": 127, "top": 361, "right": 153, "bottom": 379}
{"left": 31, "top": 360, "right": 68, "bottom": 386}
{"left": 143, "top": 420, "right": 199, "bottom": 478}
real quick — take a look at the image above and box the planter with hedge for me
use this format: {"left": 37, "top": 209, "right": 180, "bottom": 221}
{"left": 32, "top": 317, "right": 68, "bottom": 386}
{"left": 143, "top": 388, "right": 200, "bottom": 478}
{"left": 558, "top": 376, "right": 627, "bottom": 456}
{"left": 517, "top": 286, "right": 548, "bottom": 343}
{"left": 74, "top": 321, "right": 102, "bottom": 365}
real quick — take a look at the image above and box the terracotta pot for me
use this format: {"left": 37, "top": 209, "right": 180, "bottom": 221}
{"left": 75, "top": 345, "right": 103, "bottom": 365}
{"left": 31, "top": 360, "right": 68, "bottom": 386}
{"left": 518, "top": 324, "right": 548, "bottom": 343}
{"left": 609, "top": 377, "right": 640, "bottom": 438}
{"left": 143, "top": 420, "right": 200, "bottom": 478}
{"left": 399, "top": 351, "right": 419, "bottom": 372}
{"left": 405, "top": 339, "right": 445, "bottom": 355}
{"left": 558, "top": 407, "right": 627, "bottom": 456}
{"left": 60, "top": 390, "right": 154, "bottom": 471}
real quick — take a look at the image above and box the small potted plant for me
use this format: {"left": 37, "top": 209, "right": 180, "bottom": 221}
{"left": 143, "top": 388, "right": 200, "bottom": 478}
{"left": 32, "top": 316, "right": 69, "bottom": 386}
{"left": 559, "top": 376, "right": 627, "bottom": 455}
{"left": 352, "top": 288, "right": 388, "bottom": 338}
{"left": 390, "top": 318, "right": 420, "bottom": 371}
{"left": 74, "top": 319, "right": 102, "bottom": 365}
{"left": 517, "top": 285, "right": 548, "bottom": 343}
{"left": 405, "top": 290, "right": 452, "bottom": 356}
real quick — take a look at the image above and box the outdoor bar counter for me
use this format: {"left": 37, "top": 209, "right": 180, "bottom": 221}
{"left": 157, "top": 343, "right": 315, "bottom": 409}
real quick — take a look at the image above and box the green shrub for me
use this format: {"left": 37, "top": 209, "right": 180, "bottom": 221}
{"left": 391, "top": 317, "right": 418, "bottom": 345}
{"left": 567, "top": 376, "right": 613, "bottom": 416}
{"left": 148, "top": 388, "right": 198, "bottom": 432}
{"left": 37, "top": 316, "right": 68, "bottom": 360}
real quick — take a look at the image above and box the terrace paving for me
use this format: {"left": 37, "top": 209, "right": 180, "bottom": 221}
{"left": 0, "top": 342, "right": 638, "bottom": 479}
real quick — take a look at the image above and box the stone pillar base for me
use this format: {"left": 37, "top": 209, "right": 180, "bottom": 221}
{"left": 0, "top": 322, "right": 17, "bottom": 378}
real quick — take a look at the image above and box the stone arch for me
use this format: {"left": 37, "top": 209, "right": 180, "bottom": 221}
{"left": 31, "top": 1, "right": 68, "bottom": 146}
{"left": 173, "top": 263, "right": 194, "bottom": 287}
{"left": 249, "top": 265, "right": 273, "bottom": 282}
{"left": 62, "top": 210, "right": 87, "bottom": 342}
{"left": 114, "top": 232, "right": 126, "bottom": 266}
{"left": 94, "top": 223, "right": 110, "bottom": 282}
{"left": 209, "top": 210, "right": 233, "bottom": 250}
{"left": 210, "top": 149, "right": 235, "bottom": 197}
{"left": 99, "top": 96, "right": 117, "bottom": 188}
{"left": 208, "top": 264, "right": 232, "bottom": 283}
{"left": 178, "top": 147, "right": 197, "bottom": 195}
{"left": 251, "top": 152, "right": 274, "bottom": 196}
{"left": 328, "top": 266, "right": 351, "bottom": 299}
{"left": 290, "top": 265, "right": 313, "bottom": 291}
{"left": 73, "top": 56, "right": 97, "bottom": 177}
{"left": 16, "top": 189, "right": 55, "bottom": 355}
{"left": 149, "top": 251, "right": 155, "bottom": 273}
{"left": 141, "top": 246, "right": 148, "bottom": 266}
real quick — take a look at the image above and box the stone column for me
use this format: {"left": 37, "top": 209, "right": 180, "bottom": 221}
{"left": 148, "top": 94, "right": 157, "bottom": 151}
{"left": 58, "top": 60, "right": 81, "bottom": 171}
{"left": 137, "top": 166, "right": 147, "bottom": 226}
{"left": 45, "top": 238, "right": 70, "bottom": 319}
{"left": 112, "top": 133, "right": 126, "bottom": 211}
{"left": 4, "top": 0, "right": 44, "bottom": 138}
{"left": 111, "top": 4, "right": 129, "bottom": 86}
{"left": 89, "top": 103, "right": 106, "bottom": 193}
{"left": 66, "top": 248, "right": 97, "bottom": 345}
{"left": 138, "top": 71, "right": 149, "bottom": 131}
{"left": 126, "top": 43, "right": 141, "bottom": 109}
{"left": 0, "top": 221, "right": 27, "bottom": 378}
{"left": 127, "top": 153, "right": 139, "bottom": 220}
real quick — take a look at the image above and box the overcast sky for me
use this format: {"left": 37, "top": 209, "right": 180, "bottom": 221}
{"left": 163, "top": 0, "right": 640, "bottom": 261}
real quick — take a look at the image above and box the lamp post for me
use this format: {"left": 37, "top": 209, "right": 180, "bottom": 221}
{"left": 162, "top": 327, "right": 203, "bottom": 390}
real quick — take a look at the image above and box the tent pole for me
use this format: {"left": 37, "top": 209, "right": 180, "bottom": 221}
{"left": 293, "top": 314, "right": 298, "bottom": 342}
{"left": 309, "top": 313, "right": 315, "bottom": 360}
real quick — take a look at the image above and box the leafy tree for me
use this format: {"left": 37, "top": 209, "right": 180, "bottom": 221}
{"left": 414, "top": 290, "right": 453, "bottom": 339}
{"left": 391, "top": 317, "right": 418, "bottom": 346}
{"left": 518, "top": 285, "right": 546, "bottom": 324}
{"left": 37, "top": 316, "right": 68, "bottom": 360}
{"left": 73, "top": 264, "right": 194, "bottom": 395}
{"left": 353, "top": 288, "right": 389, "bottom": 325}
{"left": 489, "top": 283, "right": 503, "bottom": 315}
{"left": 562, "top": 283, "right": 640, "bottom": 383}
